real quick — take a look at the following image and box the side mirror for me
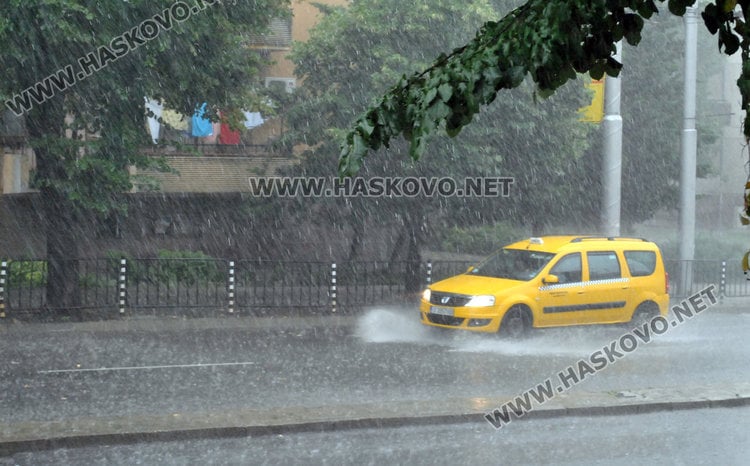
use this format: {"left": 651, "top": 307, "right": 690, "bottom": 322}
{"left": 542, "top": 274, "right": 559, "bottom": 285}
{"left": 466, "top": 266, "right": 475, "bottom": 273}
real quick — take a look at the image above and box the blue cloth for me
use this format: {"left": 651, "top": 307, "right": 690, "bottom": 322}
{"left": 191, "top": 102, "right": 213, "bottom": 137}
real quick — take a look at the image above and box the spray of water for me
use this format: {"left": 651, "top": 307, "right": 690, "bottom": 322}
{"left": 355, "top": 307, "right": 708, "bottom": 356}
{"left": 355, "top": 307, "right": 437, "bottom": 344}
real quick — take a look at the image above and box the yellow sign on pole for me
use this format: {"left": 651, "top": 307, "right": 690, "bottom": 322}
{"left": 578, "top": 77, "right": 605, "bottom": 123}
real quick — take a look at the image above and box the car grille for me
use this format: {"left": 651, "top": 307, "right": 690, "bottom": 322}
{"left": 427, "top": 314, "right": 465, "bottom": 326}
{"left": 430, "top": 291, "right": 471, "bottom": 307}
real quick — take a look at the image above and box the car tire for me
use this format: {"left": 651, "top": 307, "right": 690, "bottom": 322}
{"left": 631, "top": 302, "right": 658, "bottom": 325}
{"left": 500, "top": 305, "right": 531, "bottom": 339}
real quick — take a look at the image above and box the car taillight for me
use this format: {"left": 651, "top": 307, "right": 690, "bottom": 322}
{"left": 665, "top": 272, "right": 670, "bottom": 295}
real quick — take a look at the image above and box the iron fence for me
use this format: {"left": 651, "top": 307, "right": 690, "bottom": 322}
{"left": 125, "top": 257, "right": 228, "bottom": 316}
{"left": 233, "top": 260, "right": 331, "bottom": 313}
{"left": 717, "top": 260, "right": 749, "bottom": 298}
{"left": 1, "top": 258, "right": 122, "bottom": 315}
{"left": 664, "top": 259, "right": 750, "bottom": 298}
{"left": 1, "top": 257, "right": 748, "bottom": 319}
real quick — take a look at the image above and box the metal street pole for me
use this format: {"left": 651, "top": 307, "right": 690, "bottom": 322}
{"left": 601, "top": 41, "right": 623, "bottom": 237}
{"left": 679, "top": 6, "right": 698, "bottom": 295}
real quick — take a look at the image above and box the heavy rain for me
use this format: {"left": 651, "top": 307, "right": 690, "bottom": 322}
{"left": 1, "top": 0, "right": 750, "bottom": 464}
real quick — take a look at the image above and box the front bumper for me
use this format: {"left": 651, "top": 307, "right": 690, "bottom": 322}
{"left": 419, "top": 300, "right": 501, "bottom": 333}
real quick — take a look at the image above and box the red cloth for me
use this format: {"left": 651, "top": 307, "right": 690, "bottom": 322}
{"left": 219, "top": 121, "right": 241, "bottom": 145}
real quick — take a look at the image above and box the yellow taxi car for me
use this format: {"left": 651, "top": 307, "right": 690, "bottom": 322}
{"left": 420, "top": 236, "right": 670, "bottom": 337}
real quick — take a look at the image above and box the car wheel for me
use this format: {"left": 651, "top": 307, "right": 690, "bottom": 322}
{"left": 631, "top": 302, "right": 658, "bottom": 325}
{"left": 500, "top": 305, "right": 530, "bottom": 338}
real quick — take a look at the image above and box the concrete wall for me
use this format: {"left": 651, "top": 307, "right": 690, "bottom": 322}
{"left": 133, "top": 156, "right": 298, "bottom": 193}
{"left": 0, "top": 192, "right": 400, "bottom": 263}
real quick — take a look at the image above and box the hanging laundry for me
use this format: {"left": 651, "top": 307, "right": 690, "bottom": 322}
{"left": 191, "top": 102, "right": 213, "bottom": 137}
{"left": 162, "top": 108, "right": 188, "bottom": 131}
{"left": 242, "top": 111, "right": 265, "bottom": 129}
{"left": 144, "top": 97, "right": 163, "bottom": 144}
{"left": 203, "top": 120, "right": 221, "bottom": 144}
{"left": 219, "top": 111, "right": 241, "bottom": 145}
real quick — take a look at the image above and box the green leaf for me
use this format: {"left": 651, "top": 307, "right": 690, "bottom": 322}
{"left": 359, "top": 118, "right": 375, "bottom": 137}
{"left": 437, "top": 83, "right": 453, "bottom": 101}
{"left": 668, "top": 0, "right": 688, "bottom": 17}
{"left": 426, "top": 100, "right": 451, "bottom": 122}
{"left": 701, "top": 3, "right": 721, "bottom": 35}
{"left": 424, "top": 87, "right": 438, "bottom": 104}
{"left": 720, "top": 28, "right": 741, "bottom": 54}
{"left": 637, "top": 0, "right": 659, "bottom": 19}
{"left": 623, "top": 14, "right": 644, "bottom": 46}
{"left": 589, "top": 60, "right": 606, "bottom": 80}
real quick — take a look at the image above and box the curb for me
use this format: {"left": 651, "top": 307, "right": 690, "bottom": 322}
{"left": 0, "top": 314, "right": 362, "bottom": 336}
{"left": 3, "top": 389, "right": 750, "bottom": 456}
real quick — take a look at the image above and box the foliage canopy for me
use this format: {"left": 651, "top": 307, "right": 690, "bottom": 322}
{"left": 338, "top": 0, "right": 750, "bottom": 177}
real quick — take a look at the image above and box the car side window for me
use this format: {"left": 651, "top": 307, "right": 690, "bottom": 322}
{"left": 587, "top": 251, "right": 622, "bottom": 281}
{"left": 623, "top": 250, "right": 657, "bottom": 277}
{"left": 549, "top": 253, "right": 582, "bottom": 284}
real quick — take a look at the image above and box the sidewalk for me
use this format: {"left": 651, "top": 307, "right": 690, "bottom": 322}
{"left": 2, "top": 299, "right": 749, "bottom": 456}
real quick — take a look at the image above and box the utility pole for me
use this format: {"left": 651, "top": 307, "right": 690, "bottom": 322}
{"left": 679, "top": 5, "right": 698, "bottom": 294}
{"left": 601, "top": 42, "right": 623, "bottom": 237}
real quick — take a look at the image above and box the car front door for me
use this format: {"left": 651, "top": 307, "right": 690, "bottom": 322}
{"left": 536, "top": 252, "right": 588, "bottom": 327}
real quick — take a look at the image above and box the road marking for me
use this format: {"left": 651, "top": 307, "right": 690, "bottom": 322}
{"left": 38, "top": 361, "right": 257, "bottom": 374}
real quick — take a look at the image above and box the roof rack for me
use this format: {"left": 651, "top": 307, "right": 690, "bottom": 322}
{"left": 570, "top": 236, "right": 647, "bottom": 243}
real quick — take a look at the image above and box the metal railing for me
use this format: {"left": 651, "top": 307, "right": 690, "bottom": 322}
{"left": 1, "top": 257, "right": 747, "bottom": 318}
{"left": 233, "top": 260, "right": 330, "bottom": 313}
{"left": 664, "top": 259, "right": 749, "bottom": 298}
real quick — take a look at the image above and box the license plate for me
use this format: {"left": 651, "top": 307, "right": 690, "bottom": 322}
{"left": 430, "top": 306, "right": 454, "bottom": 316}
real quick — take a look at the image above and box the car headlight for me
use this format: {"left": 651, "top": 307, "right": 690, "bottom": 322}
{"left": 422, "top": 289, "right": 431, "bottom": 302}
{"left": 465, "top": 295, "right": 495, "bottom": 307}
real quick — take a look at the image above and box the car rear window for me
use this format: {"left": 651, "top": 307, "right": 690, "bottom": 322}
{"left": 587, "top": 251, "right": 622, "bottom": 280}
{"left": 623, "top": 250, "right": 657, "bottom": 277}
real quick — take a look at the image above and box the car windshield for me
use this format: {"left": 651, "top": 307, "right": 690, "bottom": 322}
{"left": 468, "top": 248, "right": 555, "bottom": 281}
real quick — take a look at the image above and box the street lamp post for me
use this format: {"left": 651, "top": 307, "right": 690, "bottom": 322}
{"left": 601, "top": 41, "right": 623, "bottom": 237}
{"left": 679, "top": 5, "right": 699, "bottom": 295}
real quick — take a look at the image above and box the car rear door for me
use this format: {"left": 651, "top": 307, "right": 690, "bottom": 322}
{"left": 577, "top": 250, "right": 632, "bottom": 324}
